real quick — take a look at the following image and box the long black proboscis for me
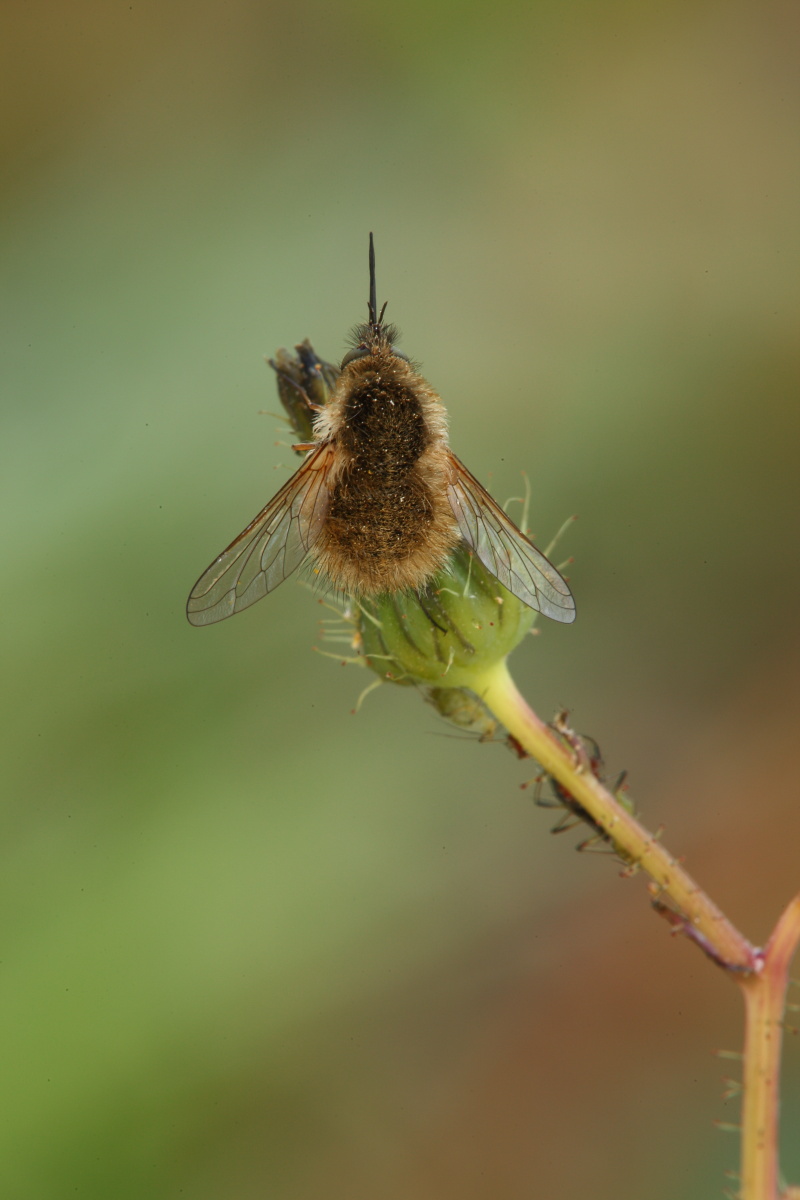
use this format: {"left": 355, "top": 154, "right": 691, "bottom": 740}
{"left": 368, "top": 232, "right": 377, "bottom": 326}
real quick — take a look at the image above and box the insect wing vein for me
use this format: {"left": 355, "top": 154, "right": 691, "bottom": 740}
{"left": 446, "top": 453, "right": 576, "bottom": 623}
{"left": 186, "top": 443, "right": 333, "bottom": 625}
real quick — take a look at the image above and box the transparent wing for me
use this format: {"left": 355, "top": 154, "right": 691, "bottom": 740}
{"left": 186, "top": 442, "right": 334, "bottom": 626}
{"left": 446, "top": 453, "right": 576, "bottom": 623}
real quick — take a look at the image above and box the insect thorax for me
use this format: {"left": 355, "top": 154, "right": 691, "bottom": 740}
{"left": 338, "top": 371, "right": 431, "bottom": 469}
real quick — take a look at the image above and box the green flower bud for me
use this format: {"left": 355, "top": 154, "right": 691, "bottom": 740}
{"left": 357, "top": 543, "right": 536, "bottom": 692}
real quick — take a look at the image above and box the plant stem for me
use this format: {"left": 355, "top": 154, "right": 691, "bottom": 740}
{"left": 739, "top": 896, "right": 800, "bottom": 1200}
{"left": 479, "top": 661, "right": 757, "bottom": 971}
{"left": 478, "top": 660, "right": 800, "bottom": 1200}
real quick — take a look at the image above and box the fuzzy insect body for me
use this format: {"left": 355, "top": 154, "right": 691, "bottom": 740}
{"left": 186, "top": 238, "right": 576, "bottom": 627}
{"left": 312, "top": 330, "right": 459, "bottom": 595}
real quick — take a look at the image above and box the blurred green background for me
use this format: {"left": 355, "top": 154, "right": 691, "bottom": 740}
{"left": 2, "top": 1, "right": 799, "bottom": 1196}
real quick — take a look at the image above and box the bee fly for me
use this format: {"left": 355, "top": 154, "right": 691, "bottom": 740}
{"left": 186, "top": 236, "right": 576, "bottom": 626}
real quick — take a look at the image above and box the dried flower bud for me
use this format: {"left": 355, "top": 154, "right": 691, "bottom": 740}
{"left": 268, "top": 339, "right": 340, "bottom": 448}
